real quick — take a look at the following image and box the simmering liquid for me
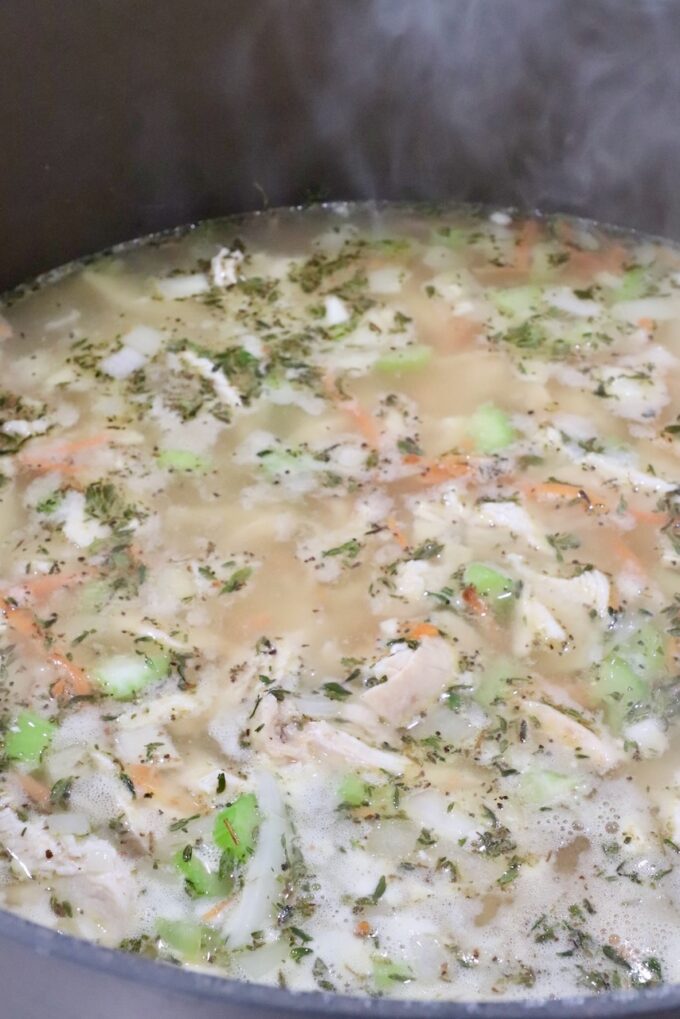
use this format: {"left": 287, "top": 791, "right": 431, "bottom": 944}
{"left": 0, "top": 204, "right": 679, "bottom": 1001}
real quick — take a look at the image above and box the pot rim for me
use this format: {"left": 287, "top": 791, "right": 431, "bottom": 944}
{"left": 2, "top": 901, "right": 678, "bottom": 1016}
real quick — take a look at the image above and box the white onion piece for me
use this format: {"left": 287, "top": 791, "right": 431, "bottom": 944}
{"left": 221, "top": 771, "right": 287, "bottom": 948}
{"left": 155, "top": 273, "right": 209, "bottom": 299}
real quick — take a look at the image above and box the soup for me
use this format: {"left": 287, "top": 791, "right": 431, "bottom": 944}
{"left": 0, "top": 204, "right": 679, "bottom": 1001}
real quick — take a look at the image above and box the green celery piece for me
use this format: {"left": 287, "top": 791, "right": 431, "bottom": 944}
{"left": 157, "top": 449, "right": 210, "bottom": 472}
{"left": 213, "top": 793, "right": 260, "bottom": 862}
{"left": 431, "top": 227, "right": 467, "bottom": 249}
{"left": 593, "top": 654, "right": 649, "bottom": 731}
{"left": 173, "top": 849, "right": 232, "bottom": 898}
{"left": 156, "top": 918, "right": 208, "bottom": 961}
{"left": 5, "top": 711, "right": 56, "bottom": 765}
{"left": 375, "top": 345, "right": 432, "bottom": 373}
{"left": 339, "top": 774, "right": 369, "bottom": 807}
{"left": 94, "top": 647, "right": 170, "bottom": 700}
{"left": 609, "top": 267, "right": 648, "bottom": 303}
{"left": 466, "top": 403, "right": 516, "bottom": 454}
{"left": 463, "top": 562, "right": 516, "bottom": 613}
{"left": 488, "top": 284, "right": 542, "bottom": 319}
{"left": 618, "top": 623, "right": 665, "bottom": 684}
{"left": 258, "top": 449, "right": 317, "bottom": 480}
{"left": 519, "top": 770, "right": 580, "bottom": 808}
{"left": 373, "top": 956, "right": 414, "bottom": 991}
{"left": 474, "top": 658, "right": 522, "bottom": 708}
{"left": 78, "top": 579, "right": 111, "bottom": 612}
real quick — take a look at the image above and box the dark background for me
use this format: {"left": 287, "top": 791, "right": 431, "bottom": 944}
{"left": 1, "top": 0, "right": 680, "bottom": 291}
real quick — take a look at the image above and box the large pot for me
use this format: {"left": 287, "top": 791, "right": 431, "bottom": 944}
{"left": 1, "top": 2, "right": 680, "bottom": 1016}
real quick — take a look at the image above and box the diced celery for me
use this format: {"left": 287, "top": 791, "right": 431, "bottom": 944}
{"left": 432, "top": 227, "right": 467, "bottom": 249}
{"left": 213, "top": 793, "right": 260, "bottom": 862}
{"left": 592, "top": 654, "right": 649, "bottom": 731}
{"left": 339, "top": 774, "right": 369, "bottom": 807}
{"left": 174, "top": 849, "right": 232, "bottom": 899}
{"left": 488, "top": 285, "right": 542, "bottom": 319}
{"left": 373, "top": 956, "right": 414, "bottom": 991}
{"left": 94, "top": 646, "right": 171, "bottom": 700}
{"left": 519, "top": 770, "right": 580, "bottom": 808}
{"left": 156, "top": 918, "right": 206, "bottom": 961}
{"left": 559, "top": 321, "right": 599, "bottom": 348}
{"left": 5, "top": 711, "right": 56, "bottom": 765}
{"left": 157, "top": 449, "right": 210, "bottom": 472}
{"left": 618, "top": 623, "right": 665, "bottom": 683}
{"left": 609, "top": 267, "right": 648, "bottom": 303}
{"left": 257, "top": 448, "right": 317, "bottom": 479}
{"left": 375, "top": 345, "right": 432, "bottom": 373}
{"left": 466, "top": 403, "right": 516, "bottom": 454}
{"left": 474, "top": 659, "right": 523, "bottom": 708}
{"left": 463, "top": 562, "right": 516, "bottom": 616}
{"left": 77, "top": 579, "right": 112, "bottom": 614}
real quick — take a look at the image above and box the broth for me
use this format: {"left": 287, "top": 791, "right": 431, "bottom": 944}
{"left": 0, "top": 204, "right": 679, "bottom": 1000}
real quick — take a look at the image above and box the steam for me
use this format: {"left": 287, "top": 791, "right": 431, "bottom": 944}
{"left": 225, "top": 0, "right": 680, "bottom": 237}
{"left": 3, "top": 0, "right": 680, "bottom": 292}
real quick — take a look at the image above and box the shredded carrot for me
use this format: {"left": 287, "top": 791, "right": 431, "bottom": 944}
{"left": 629, "top": 508, "right": 667, "bottom": 526}
{"left": 49, "top": 652, "right": 93, "bottom": 698}
{"left": 346, "top": 402, "right": 380, "bottom": 447}
{"left": 127, "top": 763, "right": 200, "bottom": 813}
{"left": 386, "top": 516, "right": 408, "bottom": 549}
{"left": 18, "top": 433, "right": 111, "bottom": 473}
{"left": 610, "top": 534, "right": 646, "bottom": 576}
{"left": 126, "top": 763, "right": 157, "bottom": 794}
{"left": 406, "top": 621, "right": 440, "bottom": 639}
{"left": 1, "top": 601, "right": 41, "bottom": 639}
{"left": 9, "top": 569, "right": 93, "bottom": 602}
{"left": 638, "top": 317, "right": 655, "bottom": 332}
{"left": 404, "top": 452, "right": 471, "bottom": 486}
{"left": 17, "top": 773, "right": 51, "bottom": 809}
{"left": 1, "top": 599, "right": 93, "bottom": 700}
{"left": 514, "top": 219, "right": 541, "bottom": 274}
{"left": 567, "top": 244, "right": 627, "bottom": 280}
{"left": 525, "top": 481, "right": 607, "bottom": 513}
{"left": 462, "top": 585, "right": 487, "bottom": 616}
{"left": 201, "top": 898, "right": 234, "bottom": 923}
{"left": 323, "top": 372, "right": 380, "bottom": 449}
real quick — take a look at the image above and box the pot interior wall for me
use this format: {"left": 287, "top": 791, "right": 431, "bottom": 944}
{"left": 2, "top": 0, "right": 680, "bottom": 291}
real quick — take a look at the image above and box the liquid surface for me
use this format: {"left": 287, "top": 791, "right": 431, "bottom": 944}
{"left": 0, "top": 204, "right": 679, "bottom": 1002}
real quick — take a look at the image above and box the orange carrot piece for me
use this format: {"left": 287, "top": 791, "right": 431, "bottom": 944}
{"left": 127, "top": 763, "right": 156, "bottom": 792}
{"left": 386, "top": 516, "right": 408, "bottom": 549}
{"left": 126, "top": 763, "right": 200, "bottom": 813}
{"left": 462, "top": 585, "right": 487, "bottom": 616}
{"left": 567, "top": 244, "right": 627, "bottom": 279}
{"left": 9, "top": 569, "right": 93, "bottom": 602}
{"left": 514, "top": 219, "right": 541, "bottom": 273}
{"left": 201, "top": 898, "right": 234, "bottom": 923}
{"left": 1, "top": 599, "right": 93, "bottom": 700}
{"left": 49, "top": 652, "right": 93, "bottom": 698}
{"left": 638, "top": 317, "right": 655, "bottom": 332}
{"left": 407, "top": 622, "right": 440, "bottom": 639}
{"left": 417, "top": 456, "right": 471, "bottom": 486}
{"left": 526, "top": 481, "right": 607, "bottom": 512}
{"left": 630, "top": 508, "right": 667, "bottom": 526}
{"left": 345, "top": 402, "right": 380, "bottom": 448}
{"left": 323, "top": 372, "right": 380, "bottom": 448}
{"left": 18, "top": 433, "right": 111, "bottom": 472}
{"left": 1, "top": 600, "right": 41, "bottom": 639}
{"left": 610, "top": 534, "right": 646, "bottom": 575}
{"left": 17, "top": 773, "right": 52, "bottom": 809}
